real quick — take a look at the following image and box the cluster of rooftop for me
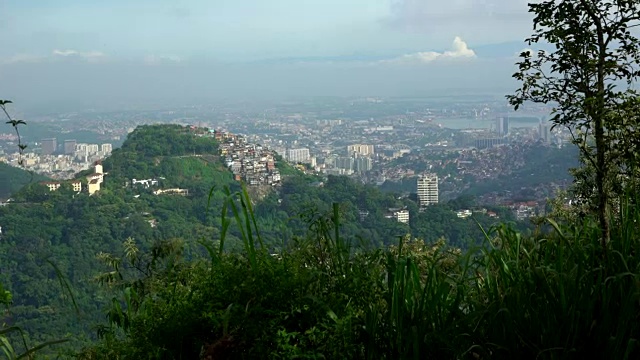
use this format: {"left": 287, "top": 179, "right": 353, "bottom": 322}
{"left": 215, "top": 130, "right": 282, "bottom": 186}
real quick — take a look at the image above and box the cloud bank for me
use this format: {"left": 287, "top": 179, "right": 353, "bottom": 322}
{"left": 0, "top": 50, "right": 107, "bottom": 65}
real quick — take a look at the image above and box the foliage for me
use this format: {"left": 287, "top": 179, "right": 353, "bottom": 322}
{"left": 79, "top": 186, "right": 640, "bottom": 359}
{"left": 0, "top": 125, "right": 230, "bottom": 354}
{"left": 0, "top": 99, "right": 76, "bottom": 359}
{"left": 258, "top": 174, "right": 509, "bottom": 249}
{"left": 0, "top": 100, "right": 27, "bottom": 165}
{"left": 468, "top": 205, "right": 640, "bottom": 359}
{"left": 0, "top": 163, "right": 48, "bottom": 200}
{"left": 1, "top": 116, "right": 639, "bottom": 359}
{"left": 0, "top": 98, "right": 48, "bottom": 198}
{"left": 507, "top": 0, "right": 640, "bottom": 243}
{"left": 0, "top": 124, "right": 508, "bottom": 356}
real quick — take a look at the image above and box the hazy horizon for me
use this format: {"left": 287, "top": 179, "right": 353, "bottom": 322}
{"left": 0, "top": 0, "right": 538, "bottom": 113}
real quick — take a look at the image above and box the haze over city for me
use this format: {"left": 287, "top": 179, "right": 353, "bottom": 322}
{"left": 0, "top": 0, "right": 537, "bottom": 111}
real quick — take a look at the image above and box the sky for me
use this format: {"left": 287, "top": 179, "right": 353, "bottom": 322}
{"left": 0, "top": 0, "right": 536, "bottom": 111}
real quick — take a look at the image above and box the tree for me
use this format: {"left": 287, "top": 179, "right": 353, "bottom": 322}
{"left": 507, "top": 0, "right": 640, "bottom": 246}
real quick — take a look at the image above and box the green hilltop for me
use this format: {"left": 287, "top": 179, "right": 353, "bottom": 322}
{"left": 100, "top": 124, "right": 237, "bottom": 197}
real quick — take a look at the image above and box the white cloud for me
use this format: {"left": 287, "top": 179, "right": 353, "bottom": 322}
{"left": 52, "top": 49, "right": 106, "bottom": 62}
{"left": 52, "top": 49, "right": 79, "bottom": 57}
{"left": 383, "top": 36, "right": 476, "bottom": 64}
{"left": 1, "top": 51, "right": 107, "bottom": 66}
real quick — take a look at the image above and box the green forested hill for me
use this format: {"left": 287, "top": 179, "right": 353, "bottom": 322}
{"left": 0, "top": 124, "right": 514, "bottom": 355}
{"left": 0, "top": 125, "right": 239, "bottom": 352}
{"left": 0, "top": 162, "right": 48, "bottom": 199}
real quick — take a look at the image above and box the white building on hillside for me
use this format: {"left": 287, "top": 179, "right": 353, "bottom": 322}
{"left": 417, "top": 174, "right": 438, "bottom": 210}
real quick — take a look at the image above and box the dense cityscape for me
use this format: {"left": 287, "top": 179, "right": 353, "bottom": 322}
{"left": 0, "top": 97, "right": 574, "bottom": 222}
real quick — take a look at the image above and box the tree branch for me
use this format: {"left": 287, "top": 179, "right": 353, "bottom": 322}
{"left": 0, "top": 101, "right": 27, "bottom": 166}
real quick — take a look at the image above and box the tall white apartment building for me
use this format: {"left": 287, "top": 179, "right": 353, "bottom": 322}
{"left": 347, "top": 144, "right": 375, "bottom": 157}
{"left": 101, "top": 143, "right": 113, "bottom": 155}
{"left": 87, "top": 144, "right": 100, "bottom": 155}
{"left": 286, "top": 148, "right": 310, "bottom": 163}
{"left": 417, "top": 174, "right": 438, "bottom": 209}
{"left": 75, "top": 144, "right": 89, "bottom": 161}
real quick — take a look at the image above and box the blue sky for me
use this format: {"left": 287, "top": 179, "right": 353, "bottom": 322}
{"left": 1, "top": 0, "right": 533, "bottom": 61}
{"left": 0, "top": 0, "right": 536, "bottom": 110}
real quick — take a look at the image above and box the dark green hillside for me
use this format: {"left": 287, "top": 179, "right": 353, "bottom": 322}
{"left": 0, "top": 125, "right": 238, "bottom": 352}
{"left": 0, "top": 162, "right": 48, "bottom": 199}
{"left": 257, "top": 174, "right": 515, "bottom": 249}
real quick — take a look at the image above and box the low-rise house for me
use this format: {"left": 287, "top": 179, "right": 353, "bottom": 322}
{"left": 385, "top": 207, "right": 410, "bottom": 224}
{"left": 131, "top": 178, "right": 159, "bottom": 188}
{"left": 153, "top": 188, "right": 189, "bottom": 196}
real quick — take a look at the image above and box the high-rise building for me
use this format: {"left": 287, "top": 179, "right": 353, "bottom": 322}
{"left": 286, "top": 148, "right": 310, "bottom": 163}
{"left": 323, "top": 156, "right": 336, "bottom": 168}
{"left": 347, "top": 144, "right": 375, "bottom": 157}
{"left": 417, "top": 174, "right": 438, "bottom": 209}
{"left": 474, "top": 138, "right": 506, "bottom": 149}
{"left": 538, "top": 121, "right": 551, "bottom": 143}
{"left": 75, "top": 143, "right": 88, "bottom": 161}
{"left": 335, "top": 157, "right": 354, "bottom": 171}
{"left": 64, "top": 140, "right": 77, "bottom": 155}
{"left": 41, "top": 138, "right": 57, "bottom": 155}
{"left": 496, "top": 117, "right": 510, "bottom": 136}
{"left": 101, "top": 143, "right": 113, "bottom": 155}
{"left": 87, "top": 144, "right": 99, "bottom": 155}
{"left": 355, "top": 157, "right": 373, "bottom": 173}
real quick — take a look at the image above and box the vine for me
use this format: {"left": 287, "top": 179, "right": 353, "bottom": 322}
{"left": 0, "top": 99, "right": 27, "bottom": 165}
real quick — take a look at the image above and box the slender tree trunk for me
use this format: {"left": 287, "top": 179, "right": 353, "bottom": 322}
{"left": 594, "top": 21, "right": 611, "bottom": 249}
{"left": 595, "top": 115, "right": 610, "bottom": 248}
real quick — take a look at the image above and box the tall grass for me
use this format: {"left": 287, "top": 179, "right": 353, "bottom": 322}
{"left": 81, "top": 188, "right": 640, "bottom": 359}
{"left": 0, "top": 326, "right": 69, "bottom": 360}
{"left": 363, "top": 237, "right": 471, "bottom": 359}
{"left": 467, "top": 203, "right": 640, "bottom": 359}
